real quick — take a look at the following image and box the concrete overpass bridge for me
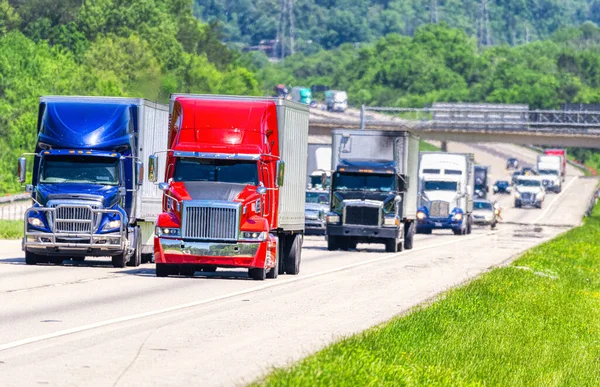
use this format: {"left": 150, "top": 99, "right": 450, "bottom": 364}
{"left": 308, "top": 103, "right": 600, "bottom": 148}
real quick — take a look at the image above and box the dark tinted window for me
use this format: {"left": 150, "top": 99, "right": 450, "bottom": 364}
{"left": 424, "top": 181, "right": 458, "bottom": 191}
{"left": 174, "top": 158, "right": 258, "bottom": 185}
{"left": 333, "top": 172, "right": 395, "bottom": 192}
{"left": 40, "top": 156, "right": 119, "bottom": 185}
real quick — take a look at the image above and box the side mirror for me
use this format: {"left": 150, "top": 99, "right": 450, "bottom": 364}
{"left": 158, "top": 182, "right": 169, "bottom": 191}
{"left": 17, "top": 157, "right": 26, "bottom": 184}
{"left": 148, "top": 155, "right": 159, "bottom": 183}
{"left": 135, "top": 161, "right": 144, "bottom": 186}
{"left": 257, "top": 186, "right": 267, "bottom": 195}
{"left": 276, "top": 160, "right": 285, "bottom": 187}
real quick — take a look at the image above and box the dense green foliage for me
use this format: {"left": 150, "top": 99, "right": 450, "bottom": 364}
{"left": 195, "top": 0, "right": 600, "bottom": 51}
{"left": 260, "top": 23, "right": 600, "bottom": 109}
{"left": 255, "top": 203, "right": 600, "bottom": 386}
{"left": 0, "top": 0, "right": 261, "bottom": 194}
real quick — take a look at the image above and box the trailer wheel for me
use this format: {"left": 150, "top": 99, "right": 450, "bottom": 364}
{"left": 466, "top": 216, "right": 473, "bottom": 235}
{"left": 126, "top": 227, "right": 142, "bottom": 267}
{"left": 249, "top": 267, "right": 267, "bottom": 280}
{"left": 404, "top": 222, "right": 415, "bottom": 250}
{"left": 25, "top": 251, "right": 38, "bottom": 265}
{"left": 284, "top": 234, "right": 301, "bottom": 275}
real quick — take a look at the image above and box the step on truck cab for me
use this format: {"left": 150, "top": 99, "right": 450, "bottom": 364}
{"left": 18, "top": 96, "right": 169, "bottom": 267}
{"left": 150, "top": 94, "right": 309, "bottom": 280}
{"left": 416, "top": 152, "right": 475, "bottom": 235}
{"left": 325, "top": 130, "right": 419, "bottom": 253}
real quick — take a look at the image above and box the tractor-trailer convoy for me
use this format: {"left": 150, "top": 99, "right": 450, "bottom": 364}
{"left": 416, "top": 152, "right": 475, "bottom": 235}
{"left": 18, "top": 96, "right": 169, "bottom": 267}
{"left": 150, "top": 94, "right": 309, "bottom": 280}
{"left": 326, "top": 129, "right": 419, "bottom": 253}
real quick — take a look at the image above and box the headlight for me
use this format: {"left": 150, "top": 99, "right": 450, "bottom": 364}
{"left": 416, "top": 211, "right": 426, "bottom": 220}
{"left": 514, "top": 192, "right": 520, "bottom": 199}
{"left": 156, "top": 226, "right": 180, "bottom": 237}
{"left": 494, "top": 209, "right": 500, "bottom": 215}
{"left": 28, "top": 217, "right": 44, "bottom": 228}
{"left": 102, "top": 219, "right": 122, "bottom": 231}
{"left": 240, "top": 231, "right": 267, "bottom": 241}
{"left": 326, "top": 213, "right": 340, "bottom": 224}
{"left": 383, "top": 216, "right": 399, "bottom": 227}
{"left": 453, "top": 213, "right": 463, "bottom": 221}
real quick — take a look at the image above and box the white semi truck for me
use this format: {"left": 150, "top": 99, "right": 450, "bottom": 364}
{"left": 536, "top": 155, "right": 562, "bottom": 193}
{"left": 416, "top": 152, "right": 475, "bottom": 235}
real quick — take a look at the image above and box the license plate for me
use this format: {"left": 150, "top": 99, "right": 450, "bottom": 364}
{"left": 435, "top": 222, "right": 442, "bottom": 227}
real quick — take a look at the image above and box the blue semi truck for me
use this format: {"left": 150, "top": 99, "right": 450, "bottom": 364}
{"left": 18, "top": 96, "right": 169, "bottom": 267}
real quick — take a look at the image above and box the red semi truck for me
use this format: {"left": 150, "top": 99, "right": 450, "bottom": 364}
{"left": 544, "top": 149, "right": 566, "bottom": 181}
{"left": 149, "top": 94, "right": 309, "bottom": 280}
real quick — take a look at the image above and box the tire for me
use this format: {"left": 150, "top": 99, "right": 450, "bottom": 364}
{"left": 126, "top": 227, "right": 141, "bottom": 267}
{"left": 421, "top": 229, "right": 432, "bottom": 235}
{"left": 25, "top": 251, "right": 38, "bottom": 265}
{"left": 112, "top": 253, "right": 127, "bottom": 268}
{"left": 536, "top": 201, "right": 543, "bottom": 209}
{"left": 404, "top": 222, "right": 415, "bottom": 250}
{"left": 141, "top": 253, "right": 154, "bottom": 264}
{"left": 179, "top": 266, "right": 195, "bottom": 277}
{"left": 348, "top": 240, "right": 357, "bottom": 250}
{"left": 72, "top": 257, "right": 85, "bottom": 262}
{"left": 466, "top": 216, "right": 472, "bottom": 235}
{"left": 201, "top": 266, "right": 217, "bottom": 273}
{"left": 155, "top": 263, "right": 171, "bottom": 277}
{"left": 327, "top": 235, "right": 338, "bottom": 251}
{"left": 338, "top": 237, "right": 350, "bottom": 251}
{"left": 249, "top": 267, "right": 267, "bottom": 280}
{"left": 514, "top": 201, "right": 521, "bottom": 208}
{"left": 384, "top": 238, "right": 398, "bottom": 253}
{"left": 284, "top": 234, "right": 301, "bottom": 275}
{"left": 266, "top": 248, "right": 278, "bottom": 279}
{"left": 452, "top": 228, "right": 463, "bottom": 236}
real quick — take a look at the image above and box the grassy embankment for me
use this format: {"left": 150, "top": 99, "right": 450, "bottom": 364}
{"left": 0, "top": 220, "right": 23, "bottom": 239}
{"left": 255, "top": 206, "right": 600, "bottom": 386}
{"left": 419, "top": 141, "right": 440, "bottom": 152}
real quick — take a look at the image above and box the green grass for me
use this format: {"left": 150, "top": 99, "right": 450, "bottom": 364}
{"left": 419, "top": 141, "right": 441, "bottom": 152}
{"left": 0, "top": 220, "right": 23, "bottom": 239}
{"left": 255, "top": 207, "right": 600, "bottom": 386}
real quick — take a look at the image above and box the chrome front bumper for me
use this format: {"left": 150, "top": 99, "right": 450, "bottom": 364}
{"left": 159, "top": 238, "right": 261, "bottom": 257}
{"left": 23, "top": 205, "right": 126, "bottom": 251}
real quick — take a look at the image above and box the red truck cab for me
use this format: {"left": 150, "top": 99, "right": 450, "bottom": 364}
{"left": 150, "top": 95, "right": 309, "bottom": 280}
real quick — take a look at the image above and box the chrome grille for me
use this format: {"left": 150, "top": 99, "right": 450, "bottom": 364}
{"left": 305, "top": 210, "right": 321, "bottom": 220}
{"left": 520, "top": 192, "right": 535, "bottom": 201}
{"left": 344, "top": 206, "right": 380, "bottom": 226}
{"left": 50, "top": 204, "right": 98, "bottom": 234}
{"left": 183, "top": 205, "right": 238, "bottom": 240}
{"left": 429, "top": 201, "right": 450, "bottom": 218}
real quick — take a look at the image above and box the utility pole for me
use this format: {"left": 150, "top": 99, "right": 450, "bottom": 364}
{"left": 478, "top": 0, "right": 491, "bottom": 48}
{"left": 289, "top": 0, "right": 295, "bottom": 56}
{"left": 276, "top": 0, "right": 295, "bottom": 59}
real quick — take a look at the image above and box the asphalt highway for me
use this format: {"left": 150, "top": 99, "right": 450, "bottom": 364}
{"left": 0, "top": 141, "right": 597, "bottom": 387}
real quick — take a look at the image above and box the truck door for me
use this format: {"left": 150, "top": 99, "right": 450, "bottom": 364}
{"left": 261, "top": 164, "right": 272, "bottom": 221}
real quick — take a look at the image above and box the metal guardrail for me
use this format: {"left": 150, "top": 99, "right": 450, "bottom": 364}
{"left": 0, "top": 194, "right": 31, "bottom": 221}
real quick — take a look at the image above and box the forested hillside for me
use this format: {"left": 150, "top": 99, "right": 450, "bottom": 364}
{"left": 0, "top": 0, "right": 260, "bottom": 194}
{"left": 194, "top": 0, "right": 600, "bottom": 52}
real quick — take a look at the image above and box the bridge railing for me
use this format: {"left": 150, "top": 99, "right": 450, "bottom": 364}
{"left": 0, "top": 194, "right": 30, "bottom": 221}
{"left": 359, "top": 104, "right": 600, "bottom": 133}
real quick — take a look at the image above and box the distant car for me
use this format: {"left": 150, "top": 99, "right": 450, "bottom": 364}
{"left": 506, "top": 158, "right": 519, "bottom": 169}
{"left": 493, "top": 180, "right": 512, "bottom": 194}
{"left": 472, "top": 199, "right": 498, "bottom": 229}
{"left": 512, "top": 170, "right": 523, "bottom": 185}
{"left": 304, "top": 190, "right": 330, "bottom": 235}
{"left": 521, "top": 167, "right": 538, "bottom": 176}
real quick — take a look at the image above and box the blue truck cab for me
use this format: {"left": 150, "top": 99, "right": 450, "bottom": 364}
{"left": 18, "top": 96, "right": 168, "bottom": 267}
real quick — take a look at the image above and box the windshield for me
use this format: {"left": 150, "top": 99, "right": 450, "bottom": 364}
{"left": 40, "top": 155, "right": 119, "bottom": 185}
{"left": 538, "top": 169, "right": 557, "bottom": 175}
{"left": 474, "top": 202, "right": 493, "bottom": 210}
{"left": 518, "top": 179, "right": 541, "bottom": 187}
{"left": 306, "top": 192, "right": 329, "bottom": 204}
{"left": 424, "top": 181, "right": 458, "bottom": 191}
{"left": 333, "top": 172, "right": 395, "bottom": 192}
{"left": 496, "top": 181, "right": 508, "bottom": 186}
{"left": 310, "top": 175, "right": 330, "bottom": 188}
{"left": 174, "top": 158, "right": 258, "bottom": 184}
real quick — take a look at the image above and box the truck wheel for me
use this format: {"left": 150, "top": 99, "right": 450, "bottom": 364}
{"left": 266, "top": 248, "right": 278, "bottom": 279}
{"left": 404, "top": 222, "right": 415, "bottom": 250}
{"left": 384, "top": 238, "right": 399, "bottom": 253}
{"left": 156, "top": 263, "right": 171, "bottom": 277}
{"left": 514, "top": 201, "right": 521, "bottom": 208}
{"left": 348, "top": 240, "right": 357, "bottom": 250}
{"left": 112, "top": 254, "right": 127, "bottom": 268}
{"left": 141, "top": 253, "right": 153, "bottom": 264}
{"left": 466, "top": 216, "right": 472, "bottom": 235}
{"left": 452, "top": 228, "right": 463, "bottom": 236}
{"left": 201, "top": 266, "right": 217, "bottom": 273}
{"left": 179, "top": 266, "right": 195, "bottom": 277}
{"left": 338, "top": 237, "right": 350, "bottom": 251}
{"left": 249, "top": 267, "right": 267, "bottom": 280}
{"left": 536, "top": 201, "right": 543, "bottom": 209}
{"left": 25, "top": 251, "right": 38, "bottom": 265}
{"left": 126, "top": 227, "right": 142, "bottom": 267}
{"left": 284, "top": 234, "right": 301, "bottom": 275}
{"left": 327, "top": 236, "right": 338, "bottom": 251}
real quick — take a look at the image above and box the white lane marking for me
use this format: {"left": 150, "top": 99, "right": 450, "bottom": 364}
{"left": 0, "top": 232, "right": 490, "bottom": 352}
{"left": 531, "top": 177, "right": 578, "bottom": 225}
